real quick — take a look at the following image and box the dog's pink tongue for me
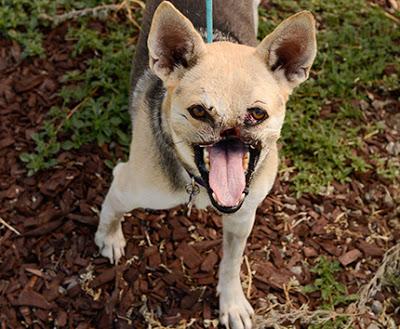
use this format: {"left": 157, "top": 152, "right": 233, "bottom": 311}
{"left": 208, "top": 145, "right": 246, "bottom": 207}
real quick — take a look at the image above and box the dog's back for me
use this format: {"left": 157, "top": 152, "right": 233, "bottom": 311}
{"left": 129, "top": 0, "right": 259, "bottom": 94}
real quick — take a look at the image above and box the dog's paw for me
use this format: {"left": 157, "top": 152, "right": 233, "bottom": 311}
{"left": 95, "top": 225, "right": 126, "bottom": 264}
{"left": 218, "top": 282, "right": 254, "bottom": 329}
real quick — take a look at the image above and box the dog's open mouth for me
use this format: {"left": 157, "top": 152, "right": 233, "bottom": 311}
{"left": 194, "top": 138, "right": 261, "bottom": 213}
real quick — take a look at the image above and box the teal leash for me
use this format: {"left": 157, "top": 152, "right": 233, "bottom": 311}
{"left": 185, "top": 0, "right": 212, "bottom": 215}
{"left": 206, "top": 0, "right": 213, "bottom": 43}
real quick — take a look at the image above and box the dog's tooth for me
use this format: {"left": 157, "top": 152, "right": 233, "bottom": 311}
{"left": 203, "top": 149, "right": 210, "bottom": 170}
{"left": 242, "top": 152, "right": 249, "bottom": 171}
{"left": 212, "top": 192, "right": 217, "bottom": 201}
{"left": 235, "top": 193, "right": 246, "bottom": 207}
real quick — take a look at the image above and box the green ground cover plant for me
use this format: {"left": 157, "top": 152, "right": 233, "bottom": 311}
{"left": 303, "top": 257, "right": 358, "bottom": 329}
{"left": 259, "top": 0, "right": 399, "bottom": 194}
{"left": 303, "top": 256, "right": 358, "bottom": 309}
{"left": 1, "top": 0, "right": 139, "bottom": 175}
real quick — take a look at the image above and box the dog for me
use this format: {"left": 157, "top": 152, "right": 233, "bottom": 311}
{"left": 95, "top": 1, "right": 316, "bottom": 328}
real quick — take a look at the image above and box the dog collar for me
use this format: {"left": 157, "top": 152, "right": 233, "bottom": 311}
{"left": 186, "top": 171, "right": 206, "bottom": 188}
{"left": 185, "top": 175, "right": 201, "bottom": 216}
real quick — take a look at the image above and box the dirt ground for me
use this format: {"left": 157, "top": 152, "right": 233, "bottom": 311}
{"left": 0, "top": 13, "right": 399, "bottom": 329}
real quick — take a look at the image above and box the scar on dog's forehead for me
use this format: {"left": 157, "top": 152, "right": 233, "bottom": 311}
{"left": 175, "top": 85, "right": 206, "bottom": 96}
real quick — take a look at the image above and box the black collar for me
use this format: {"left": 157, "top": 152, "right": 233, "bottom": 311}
{"left": 184, "top": 168, "right": 206, "bottom": 188}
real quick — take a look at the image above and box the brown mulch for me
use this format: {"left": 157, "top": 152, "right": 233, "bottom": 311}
{"left": 1, "top": 22, "right": 399, "bottom": 329}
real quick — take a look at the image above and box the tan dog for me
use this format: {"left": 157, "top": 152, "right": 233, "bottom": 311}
{"left": 95, "top": 1, "right": 316, "bottom": 328}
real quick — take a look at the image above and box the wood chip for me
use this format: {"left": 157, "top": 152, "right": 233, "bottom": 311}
{"left": 16, "top": 289, "right": 52, "bottom": 309}
{"left": 200, "top": 252, "right": 218, "bottom": 272}
{"left": 338, "top": 249, "right": 362, "bottom": 266}
{"left": 357, "top": 240, "right": 384, "bottom": 257}
{"left": 176, "top": 243, "right": 203, "bottom": 269}
{"left": 303, "top": 246, "right": 319, "bottom": 258}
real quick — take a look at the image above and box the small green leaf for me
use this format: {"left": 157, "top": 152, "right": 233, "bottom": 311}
{"left": 62, "top": 140, "right": 75, "bottom": 150}
{"left": 19, "top": 152, "right": 32, "bottom": 163}
{"left": 104, "top": 159, "right": 115, "bottom": 169}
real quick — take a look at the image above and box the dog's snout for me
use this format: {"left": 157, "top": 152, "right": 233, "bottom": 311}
{"left": 221, "top": 127, "right": 240, "bottom": 138}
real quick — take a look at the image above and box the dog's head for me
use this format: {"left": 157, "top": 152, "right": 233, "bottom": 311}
{"left": 148, "top": 1, "right": 317, "bottom": 213}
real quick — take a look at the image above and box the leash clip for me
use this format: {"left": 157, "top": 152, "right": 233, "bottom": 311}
{"left": 185, "top": 177, "right": 200, "bottom": 216}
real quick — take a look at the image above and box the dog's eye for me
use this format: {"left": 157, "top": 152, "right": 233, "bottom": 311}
{"left": 248, "top": 107, "right": 268, "bottom": 122}
{"left": 188, "top": 105, "right": 207, "bottom": 120}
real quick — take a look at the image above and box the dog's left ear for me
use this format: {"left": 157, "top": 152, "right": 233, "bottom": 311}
{"left": 256, "top": 11, "right": 317, "bottom": 91}
{"left": 148, "top": 1, "right": 205, "bottom": 85}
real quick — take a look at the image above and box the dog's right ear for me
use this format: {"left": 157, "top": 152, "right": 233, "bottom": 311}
{"left": 148, "top": 1, "right": 205, "bottom": 85}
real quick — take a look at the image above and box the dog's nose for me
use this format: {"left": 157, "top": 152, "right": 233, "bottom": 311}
{"left": 221, "top": 127, "right": 240, "bottom": 138}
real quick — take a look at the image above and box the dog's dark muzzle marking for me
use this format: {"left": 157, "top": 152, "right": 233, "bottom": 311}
{"left": 193, "top": 137, "right": 261, "bottom": 213}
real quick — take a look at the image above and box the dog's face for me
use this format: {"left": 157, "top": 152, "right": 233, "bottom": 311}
{"left": 167, "top": 45, "right": 286, "bottom": 213}
{"left": 148, "top": 2, "right": 317, "bottom": 213}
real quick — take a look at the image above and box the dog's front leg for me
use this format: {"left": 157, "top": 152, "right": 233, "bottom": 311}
{"left": 95, "top": 162, "right": 136, "bottom": 264}
{"left": 218, "top": 207, "right": 256, "bottom": 329}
